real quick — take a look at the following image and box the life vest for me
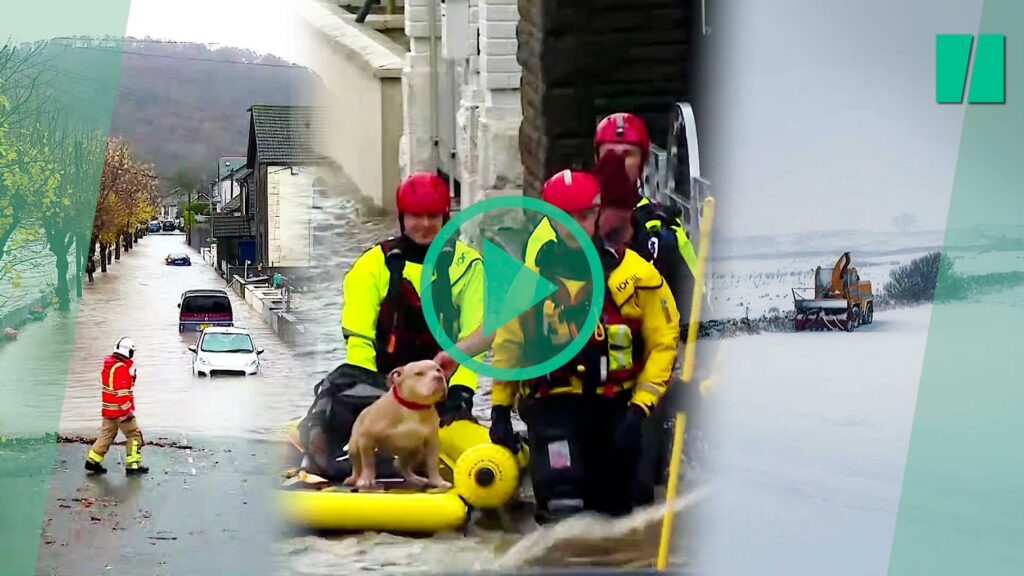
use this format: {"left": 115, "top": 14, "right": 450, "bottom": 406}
{"left": 521, "top": 244, "right": 648, "bottom": 398}
{"left": 373, "top": 236, "right": 462, "bottom": 375}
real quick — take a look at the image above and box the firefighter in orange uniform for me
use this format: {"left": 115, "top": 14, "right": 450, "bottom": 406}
{"left": 85, "top": 337, "right": 149, "bottom": 475}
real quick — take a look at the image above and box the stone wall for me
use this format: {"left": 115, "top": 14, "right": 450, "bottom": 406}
{"left": 518, "top": 0, "right": 700, "bottom": 201}
{"left": 404, "top": 0, "right": 524, "bottom": 215}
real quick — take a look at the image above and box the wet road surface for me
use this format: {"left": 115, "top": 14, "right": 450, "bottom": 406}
{"left": 36, "top": 438, "right": 281, "bottom": 576}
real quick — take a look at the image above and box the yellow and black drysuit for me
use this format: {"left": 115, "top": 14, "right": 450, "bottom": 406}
{"left": 522, "top": 198, "right": 697, "bottom": 505}
{"left": 298, "top": 234, "right": 484, "bottom": 481}
{"left": 490, "top": 238, "right": 680, "bottom": 521}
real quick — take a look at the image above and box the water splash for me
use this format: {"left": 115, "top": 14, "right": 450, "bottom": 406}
{"left": 490, "top": 484, "right": 711, "bottom": 570}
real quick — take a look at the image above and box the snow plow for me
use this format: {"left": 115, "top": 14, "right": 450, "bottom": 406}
{"left": 792, "top": 252, "right": 874, "bottom": 332}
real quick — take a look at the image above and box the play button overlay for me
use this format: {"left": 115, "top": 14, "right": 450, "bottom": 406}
{"left": 481, "top": 238, "right": 558, "bottom": 337}
{"left": 420, "top": 195, "right": 604, "bottom": 381}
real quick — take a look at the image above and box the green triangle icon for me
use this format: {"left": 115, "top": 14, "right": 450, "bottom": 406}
{"left": 482, "top": 239, "right": 559, "bottom": 337}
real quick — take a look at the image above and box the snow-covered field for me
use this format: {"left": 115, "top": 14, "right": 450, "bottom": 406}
{"left": 706, "top": 252, "right": 928, "bottom": 321}
{"left": 704, "top": 229, "right": 946, "bottom": 321}
{"left": 704, "top": 226, "right": 1024, "bottom": 321}
{"left": 697, "top": 305, "right": 932, "bottom": 575}
{"left": 690, "top": 226, "right": 1024, "bottom": 574}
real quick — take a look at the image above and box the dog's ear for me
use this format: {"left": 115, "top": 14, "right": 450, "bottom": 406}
{"left": 386, "top": 367, "right": 403, "bottom": 388}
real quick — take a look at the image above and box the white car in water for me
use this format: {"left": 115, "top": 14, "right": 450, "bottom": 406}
{"left": 189, "top": 326, "right": 264, "bottom": 376}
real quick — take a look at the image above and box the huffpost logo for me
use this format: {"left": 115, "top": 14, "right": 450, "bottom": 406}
{"left": 936, "top": 34, "right": 1005, "bottom": 104}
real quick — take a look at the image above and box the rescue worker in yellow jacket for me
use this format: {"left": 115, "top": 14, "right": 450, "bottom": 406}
{"left": 299, "top": 172, "right": 485, "bottom": 481}
{"left": 525, "top": 112, "right": 696, "bottom": 318}
{"left": 489, "top": 164, "right": 680, "bottom": 523}
{"left": 522, "top": 113, "right": 702, "bottom": 508}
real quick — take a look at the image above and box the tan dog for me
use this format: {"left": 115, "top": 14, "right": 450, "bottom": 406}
{"left": 343, "top": 360, "right": 452, "bottom": 490}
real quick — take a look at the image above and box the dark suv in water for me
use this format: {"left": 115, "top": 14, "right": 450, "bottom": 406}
{"left": 177, "top": 289, "right": 234, "bottom": 332}
{"left": 162, "top": 220, "right": 177, "bottom": 232}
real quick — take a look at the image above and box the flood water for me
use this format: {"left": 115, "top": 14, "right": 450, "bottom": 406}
{"left": 34, "top": 190, "right": 696, "bottom": 573}
{"left": 57, "top": 231, "right": 312, "bottom": 440}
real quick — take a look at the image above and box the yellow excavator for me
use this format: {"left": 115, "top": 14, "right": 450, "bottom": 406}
{"left": 792, "top": 252, "right": 874, "bottom": 332}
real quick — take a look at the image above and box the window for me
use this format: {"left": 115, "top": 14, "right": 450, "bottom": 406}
{"left": 200, "top": 333, "right": 254, "bottom": 353}
{"left": 181, "top": 295, "right": 232, "bottom": 315}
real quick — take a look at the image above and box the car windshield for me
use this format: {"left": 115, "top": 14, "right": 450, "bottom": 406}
{"left": 201, "top": 333, "right": 253, "bottom": 353}
{"left": 181, "top": 295, "right": 232, "bottom": 315}
{"left": 169, "top": 254, "right": 186, "bottom": 259}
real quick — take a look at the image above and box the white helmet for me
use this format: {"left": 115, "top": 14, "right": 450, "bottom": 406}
{"left": 113, "top": 337, "right": 136, "bottom": 359}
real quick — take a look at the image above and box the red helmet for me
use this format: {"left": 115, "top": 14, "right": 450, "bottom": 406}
{"left": 396, "top": 172, "right": 451, "bottom": 215}
{"left": 542, "top": 170, "right": 601, "bottom": 213}
{"left": 594, "top": 112, "right": 650, "bottom": 163}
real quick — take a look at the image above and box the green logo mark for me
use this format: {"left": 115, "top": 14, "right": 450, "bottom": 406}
{"left": 937, "top": 34, "right": 1005, "bottom": 104}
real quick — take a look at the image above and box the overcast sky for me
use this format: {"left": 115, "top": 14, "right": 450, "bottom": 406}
{"left": 2, "top": 0, "right": 310, "bottom": 67}
{"left": 711, "top": 0, "right": 984, "bottom": 236}
{"left": 125, "top": 0, "right": 310, "bottom": 67}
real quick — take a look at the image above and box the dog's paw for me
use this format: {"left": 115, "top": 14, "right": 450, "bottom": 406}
{"left": 354, "top": 477, "right": 377, "bottom": 490}
{"left": 403, "top": 473, "right": 429, "bottom": 488}
{"left": 427, "top": 478, "right": 452, "bottom": 490}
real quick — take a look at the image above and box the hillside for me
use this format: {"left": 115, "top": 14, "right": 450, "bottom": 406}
{"left": 42, "top": 38, "right": 327, "bottom": 187}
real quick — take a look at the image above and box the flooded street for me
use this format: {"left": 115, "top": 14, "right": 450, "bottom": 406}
{"left": 58, "top": 231, "right": 309, "bottom": 440}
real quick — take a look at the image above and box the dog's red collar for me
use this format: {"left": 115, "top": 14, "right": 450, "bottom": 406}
{"left": 391, "top": 385, "right": 435, "bottom": 411}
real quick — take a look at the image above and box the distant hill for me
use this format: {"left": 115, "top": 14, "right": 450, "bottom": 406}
{"left": 40, "top": 38, "right": 327, "bottom": 188}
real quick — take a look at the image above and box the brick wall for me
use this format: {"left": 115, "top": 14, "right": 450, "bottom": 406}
{"left": 517, "top": 0, "right": 699, "bottom": 199}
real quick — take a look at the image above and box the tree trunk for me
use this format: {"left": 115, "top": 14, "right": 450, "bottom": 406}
{"left": 107, "top": 248, "right": 112, "bottom": 266}
{"left": 75, "top": 233, "right": 90, "bottom": 297}
{"left": 100, "top": 243, "right": 108, "bottom": 273}
{"left": 74, "top": 237, "right": 83, "bottom": 299}
{"left": 115, "top": 237, "right": 121, "bottom": 261}
{"left": 52, "top": 243, "right": 71, "bottom": 311}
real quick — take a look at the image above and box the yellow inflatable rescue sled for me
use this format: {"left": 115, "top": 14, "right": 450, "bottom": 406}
{"left": 277, "top": 419, "right": 527, "bottom": 533}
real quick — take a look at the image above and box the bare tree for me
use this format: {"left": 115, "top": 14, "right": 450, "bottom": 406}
{"left": 892, "top": 212, "right": 918, "bottom": 234}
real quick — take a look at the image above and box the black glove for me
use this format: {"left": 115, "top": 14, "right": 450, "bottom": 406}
{"left": 613, "top": 404, "right": 647, "bottom": 454}
{"left": 489, "top": 405, "right": 518, "bottom": 453}
{"left": 437, "top": 384, "right": 475, "bottom": 427}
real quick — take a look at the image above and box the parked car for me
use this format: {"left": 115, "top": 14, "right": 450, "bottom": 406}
{"left": 165, "top": 253, "right": 192, "bottom": 266}
{"left": 147, "top": 221, "right": 161, "bottom": 233}
{"left": 189, "top": 326, "right": 263, "bottom": 376}
{"left": 178, "top": 289, "right": 233, "bottom": 332}
{"left": 162, "top": 220, "right": 177, "bottom": 232}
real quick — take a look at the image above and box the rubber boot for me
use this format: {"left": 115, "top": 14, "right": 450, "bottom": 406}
{"left": 126, "top": 465, "right": 150, "bottom": 476}
{"left": 125, "top": 438, "right": 147, "bottom": 475}
{"left": 85, "top": 461, "right": 107, "bottom": 474}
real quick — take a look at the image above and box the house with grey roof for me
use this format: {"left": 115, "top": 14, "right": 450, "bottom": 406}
{"left": 212, "top": 104, "right": 333, "bottom": 271}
